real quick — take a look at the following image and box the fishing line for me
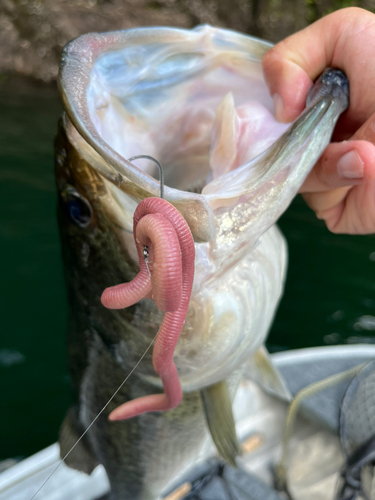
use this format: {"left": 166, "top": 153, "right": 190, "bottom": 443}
{"left": 30, "top": 155, "right": 165, "bottom": 498}
{"left": 30, "top": 331, "right": 158, "bottom": 500}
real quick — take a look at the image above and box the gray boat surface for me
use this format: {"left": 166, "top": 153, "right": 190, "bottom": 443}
{"left": 1, "top": 344, "right": 375, "bottom": 500}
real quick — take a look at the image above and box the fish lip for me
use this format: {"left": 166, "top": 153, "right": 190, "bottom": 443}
{"left": 306, "top": 68, "right": 349, "bottom": 111}
{"left": 58, "top": 26, "right": 272, "bottom": 243}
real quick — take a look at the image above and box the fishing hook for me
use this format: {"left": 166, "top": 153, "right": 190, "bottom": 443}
{"left": 127, "top": 155, "right": 164, "bottom": 199}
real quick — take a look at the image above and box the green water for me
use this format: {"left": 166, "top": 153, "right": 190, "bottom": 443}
{"left": 0, "top": 76, "right": 374, "bottom": 462}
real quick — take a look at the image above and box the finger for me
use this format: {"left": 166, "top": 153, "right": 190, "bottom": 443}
{"left": 262, "top": 13, "right": 338, "bottom": 122}
{"left": 302, "top": 186, "right": 351, "bottom": 214}
{"left": 300, "top": 111, "right": 375, "bottom": 195}
{"left": 300, "top": 141, "right": 368, "bottom": 195}
{"left": 308, "top": 180, "right": 375, "bottom": 234}
{"left": 262, "top": 8, "right": 375, "bottom": 125}
{"left": 262, "top": 53, "right": 312, "bottom": 123}
{"left": 300, "top": 111, "right": 375, "bottom": 233}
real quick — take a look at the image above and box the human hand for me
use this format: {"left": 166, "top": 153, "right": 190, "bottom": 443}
{"left": 262, "top": 7, "right": 375, "bottom": 234}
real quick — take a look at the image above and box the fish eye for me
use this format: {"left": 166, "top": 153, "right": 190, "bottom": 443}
{"left": 62, "top": 186, "right": 93, "bottom": 228}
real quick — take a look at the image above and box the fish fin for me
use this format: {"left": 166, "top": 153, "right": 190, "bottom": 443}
{"left": 200, "top": 380, "right": 241, "bottom": 467}
{"left": 59, "top": 407, "right": 99, "bottom": 475}
{"left": 246, "top": 346, "right": 292, "bottom": 401}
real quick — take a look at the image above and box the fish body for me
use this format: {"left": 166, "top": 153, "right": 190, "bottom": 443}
{"left": 56, "top": 26, "right": 349, "bottom": 499}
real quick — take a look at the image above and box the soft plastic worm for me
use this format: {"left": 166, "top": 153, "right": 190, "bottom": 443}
{"left": 101, "top": 197, "right": 195, "bottom": 420}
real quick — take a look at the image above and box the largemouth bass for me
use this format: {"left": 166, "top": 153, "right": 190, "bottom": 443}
{"left": 56, "top": 26, "right": 349, "bottom": 500}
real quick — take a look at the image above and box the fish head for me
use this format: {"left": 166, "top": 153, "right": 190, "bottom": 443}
{"left": 57, "top": 26, "right": 349, "bottom": 389}
{"left": 59, "top": 26, "right": 348, "bottom": 247}
{"left": 54, "top": 119, "right": 142, "bottom": 332}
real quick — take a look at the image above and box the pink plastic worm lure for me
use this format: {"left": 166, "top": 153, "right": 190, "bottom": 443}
{"left": 101, "top": 197, "right": 195, "bottom": 421}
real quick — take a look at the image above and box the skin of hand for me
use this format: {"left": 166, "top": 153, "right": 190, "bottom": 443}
{"left": 262, "top": 7, "right": 375, "bottom": 234}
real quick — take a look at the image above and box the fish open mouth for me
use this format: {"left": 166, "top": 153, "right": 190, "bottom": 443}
{"left": 80, "top": 27, "right": 281, "bottom": 194}
{"left": 59, "top": 26, "right": 347, "bottom": 247}
{"left": 58, "top": 26, "right": 289, "bottom": 243}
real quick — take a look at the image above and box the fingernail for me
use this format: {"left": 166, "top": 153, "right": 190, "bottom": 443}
{"left": 337, "top": 150, "right": 364, "bottom": 179}
{"left": 273, "top": 94, "right": 283, "bottom": 121}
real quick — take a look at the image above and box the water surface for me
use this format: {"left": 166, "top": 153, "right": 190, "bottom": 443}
{"left": 0, "top": 76, "right": 374, "bottom": 462}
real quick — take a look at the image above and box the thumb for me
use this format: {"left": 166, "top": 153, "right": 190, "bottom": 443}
{"left": 262, "top": 8, "right": 374, "bottom": 123}
{"left": 262, "top": 13, "right": 336, "bottom": 122}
